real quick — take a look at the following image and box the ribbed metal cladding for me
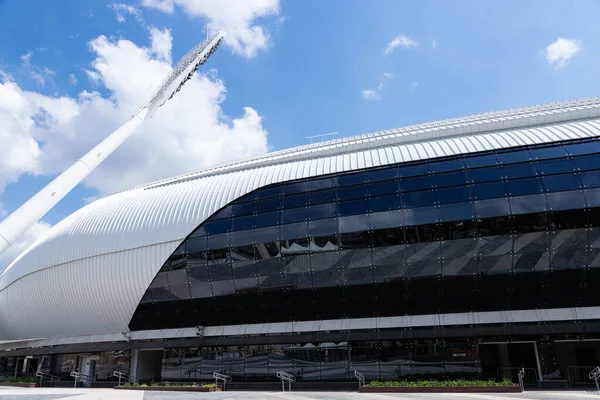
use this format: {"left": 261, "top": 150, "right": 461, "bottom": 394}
{"left": 1, "top": 114, "right": 600, "bottom": 339}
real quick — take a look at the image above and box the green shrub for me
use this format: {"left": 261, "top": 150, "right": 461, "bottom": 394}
{"left": 3, "top": 377, "right": 37, "bottom": 383}
{"left": 368, "top": 379, "right": 514, "bottom": 387}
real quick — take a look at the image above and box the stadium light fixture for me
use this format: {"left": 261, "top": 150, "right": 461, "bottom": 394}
{"left": 0, "top": 32, "right": 224, "bottom": 256}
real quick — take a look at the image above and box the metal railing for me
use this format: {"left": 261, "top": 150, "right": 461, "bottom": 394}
{"left": 497, "top": 367, "right": 538, "bottom": 388}
{"left": 35, "top": 371, "right": 60, "bottom": 387}
{"left": 70, "top": 372, "right": 92, "bottom": 388}
{"left": 567, "top": 365, "right": 600, "bottom": 387}
{"left": 589, "top": 366, "right": 600, "bottom": 392}
{"left": 213, "top": 372, "right": 231, "bottom": 391}
{"left": 354, "top": 370, "right": 365, "bottom": 389}
{"left": 112, "top": 371, "right": 131, "bottom": 387}
{"left": 276, "top": 371, "right": 296, "bottom": 392}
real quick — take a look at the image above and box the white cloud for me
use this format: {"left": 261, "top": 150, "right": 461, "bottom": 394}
{"left": 384, "top": 35, "right": 418, "bottom": 56}
{"left": 139, "top": 0, "right": 281, "bottom": 58}
{"left": 9, "top": 30, "right": 268, "bottom": 196}
{"left": 431, "top": 40, "right": 437, "bottom": 49}
{"left": 383, "top": 72, "right": 394, "bottom": 79}
{"left": 362, "top": 89, "right": 380, "bottom": 101}
{"left": 545, "top": 37, "right": 582, "bottom": 69}
{"left": 69, "top": 73, "right": 78, "bottom": 86}
{"left": 0, "top": 80, "right": 42, "bottom": 196}
{"left": 149, "top": 27, "right": 172, "bottom": 63}
{"left": 109, "top": 3, "right": 143, "bottom": 24}
{"left": 410, "top": 81, "right": 419, "bottom": 91}
{"left": 141, "top": 0, "right": 174, "bottom": 13}
{"left": 0, "top": 220, "right": 51, "bottom": 272}
{"left": 20, "top": 52, "right": 55, "bottom": 87}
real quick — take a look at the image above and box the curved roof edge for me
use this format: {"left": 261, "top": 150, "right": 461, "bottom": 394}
{"left": 137, "top": 97, "right": 600, "bottom": 191}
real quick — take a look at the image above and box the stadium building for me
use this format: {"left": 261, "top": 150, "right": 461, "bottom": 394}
{"left": 2, "top": 98, "right": 600, "bottom": 387}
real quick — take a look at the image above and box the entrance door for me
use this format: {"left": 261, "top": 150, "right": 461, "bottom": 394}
{"left": 79, "top": 357, "right": 96, "bottom": 387}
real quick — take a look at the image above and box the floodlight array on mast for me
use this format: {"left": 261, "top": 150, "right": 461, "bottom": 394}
{"left": 0, "top": 31, "right": 224, "bottom": 256}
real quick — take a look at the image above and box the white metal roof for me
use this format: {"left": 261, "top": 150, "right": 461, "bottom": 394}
{"left": 1, "top": 98, "right": 600, "bottom": 339}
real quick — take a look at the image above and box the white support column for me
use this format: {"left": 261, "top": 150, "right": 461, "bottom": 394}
{"left": 533, "top": 341, "right": 543, "bottom": 382}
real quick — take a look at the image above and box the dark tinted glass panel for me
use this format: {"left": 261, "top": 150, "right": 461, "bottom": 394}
{"left": 513, "top": 212, "right": 546, "bottom": 233}
{"left": 472, "top": 181, "right": 507, "bottom": 200}
{"left": 186, "top": 237, "right": 206, "bottom": 253}
{"left": 339, "top": 172, "right": 366, "bottom": 186}
{"left": 434, "top": 171, "right": 468, "bottom": 187}
{"left": 440, "top": 219, "right": 477, "bottom": 239}
{"left": 366, "top": 168, "right": 397, "bottom": 182}
{"left": 566, "top": 141, "right": 600, "bottom": 156}
{"left": 230, "top": 229, "right": 254, "bottom": 246}
{"left": 255, "top": 197, "right": 281, "bottom": 213}
{"left": 548, "top": 208, "right": 588, "bottom": 230}
{"left": 402, "top": 190, "right": 436, "bottom": 208}
{"left": 283, "top": 192, "right": 308, "bottom": 209}
{"left": 339, "top": 198, "right": 369, "bottom": 216}
{"left": 496, "top": 150, "right": 531, "bottom": 164}
{"left": 204, "top": 219, "right": 231, "bottom": 235}
{"left": 339, "top": 214, "right": 369, "bottom": 233}
{"left": 438, "top": 202, "right": 474, "bottom": 222}
{"left": 340, "top": 231, "right": 372, "bottom": 248}
{"left": 281, "top": 207, "right": 310, "bottom": 224}
{"left": 308, "top": 218, "right": 338, "bottom": 236}
{"left": 281, "top": 222, "right": 308, "bottom": 240}
{"left": 536, "top": 159, "right": 575, "bottom": 175}
{"left": 506, "top": 177, "right": 544, "bottom": 196}
{"left": 546, "top": 190, "right": 586, "bottom": 211}
{"left": 232, "top": 202, "right": 255, "bottom": 217}
{"left": 338, "top": 184, "right": 367, "bottom": 201}
{"left": 529, "top": 146, "right": 568, "bottom": 160}
{"left": 429, "top": 159, "right": 463, "bottom": 173}
{"left": 212, "top": 205, "right": 233, "bottom": 220}
{"left": 400, "top": 175, "right": 435, "bottom": 192}
{"left": 403, "top": 206, "right": 438, "bottom": 225}
{"left": 550, "top": 228, "right": 588, "bottom": 270}
{"left": 284, "top": 177, "right": 336, "bottom": 194}
{"left": 478, "top": 215, "right": 512, "bottom": 236}
{"left": 475, "top": 198, "right": 510, "bottom": 218}
{"left": 585, "top": 188, "right": 600, "bottom": 208}
{"left": 370, "top": 210, "right": 403, "bottom": 230}
{"left": 405, "top": 223, "right": 439, "bottom": 243}
{"left": 307, "top": 189, "right": 336, "bottom": 205}
{"left": 367, "top": 180, "right": 399, "bottom": 197}
{"left": 307, "top": 203, "right": 337, "bottom": 220}
{"left": 501, "top": 163, "right": 537, "bottom": 179}
{"left": 437, "top": 185, "right": 470, "bottom": 204}
{"left": 372, "top": 227, "right": 404, "bottom": 246}
{"left": 464, "top": 154, "right": 498, "bottom": 168}
{"left": 468, "top": 166, "right": 503, "bottom": 183}
{"left": 254, "top": 211, "right": 280, "bottom": 228}
{"left": 370, "top": 194, "right": 402, "bottom": 213}
{"left": 232, "top": 215, "right": 254, "bottom": 231}
{"left": 397, "top": 163, "right": 430, "bottom": 177}
{"left": 543, "top": 174, "right": 581, "bottom": 192}
{"left": 580, "top": 170, "right": 600, "bottom": 188}
{"left": 573, "top": 154, "right": 600, "bottom": 171}
{"left": 257, "top": 185, "right": 281, "bottom": 199}
{"left": 510, "top": 194, "right": 547, "bottom": 215}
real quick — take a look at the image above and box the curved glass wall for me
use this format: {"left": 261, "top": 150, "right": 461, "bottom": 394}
{"left": 130, "top": 138, "right": 600, "bottom": 331}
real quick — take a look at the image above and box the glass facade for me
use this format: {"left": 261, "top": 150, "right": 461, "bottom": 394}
{"left": 160, "top": 340, "right": 480, "bottom": 382}
{"left": 130, "top": 138, "right": 600, "bottom": 331}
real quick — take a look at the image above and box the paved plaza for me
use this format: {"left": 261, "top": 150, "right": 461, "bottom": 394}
{"left": 0, "top": 387, "right": 599, "bottom": 400}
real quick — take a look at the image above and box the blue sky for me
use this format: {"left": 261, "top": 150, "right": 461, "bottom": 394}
{"left": 0, "top": 0, "right": 599, "bottom": 267}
